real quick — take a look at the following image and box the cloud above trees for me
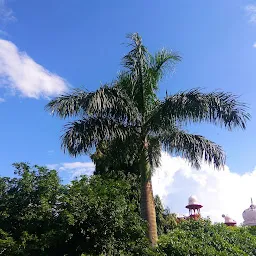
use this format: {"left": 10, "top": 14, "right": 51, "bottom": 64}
{"left": 152, "top": 153, "right": 256, "bottom": 224}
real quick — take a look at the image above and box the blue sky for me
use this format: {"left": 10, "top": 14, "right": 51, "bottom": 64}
{"left": 0, "top": 0, "right": 256, "bottom": 184}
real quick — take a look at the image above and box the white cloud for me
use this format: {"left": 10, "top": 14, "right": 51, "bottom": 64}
{"left": 0, "top": 39, "right": 69, "bottom": 99}
{"left": 253, "top": 42, "right": 256, "bottom": 48}
{"left": 152, "top": 153, "right": 256, "bottom": 225}
{"left": 245, "top": 4, "right": 256, "bottom": 23}
{"left": 0, "top": 97, "right": 5, "bottom": 102}
{"left": 0, "top": 0, "right": 15, "bottom": 24}
{"left": 47, "top": 161, "right": 95, "bottom": 180}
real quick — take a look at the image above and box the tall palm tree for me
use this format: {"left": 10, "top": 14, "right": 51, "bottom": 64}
{"left": 46, "top": 33, "right": 249, "bottom": 246}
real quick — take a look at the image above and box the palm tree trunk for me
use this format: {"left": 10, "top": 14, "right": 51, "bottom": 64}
{"left": 139, "top": 149, "right": 158, "bottom": 246}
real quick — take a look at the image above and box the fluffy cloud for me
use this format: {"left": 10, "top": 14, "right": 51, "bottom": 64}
{"left": 0, "top": 0, "right": 15, "bottom": 24}
{"left": 245, "top": 4, "right": 256, "bottom": 23}
{"left": 47, "top": 162, "right": 95, "bottom": 181}
{"left": 152, "top": 153, "right": 256, "bottom": 225}
{"left": 0, "top": 97, "right": 5, "bottom": 103}
{"left": 0, "top": 39, "right": 69, "bottom": 99}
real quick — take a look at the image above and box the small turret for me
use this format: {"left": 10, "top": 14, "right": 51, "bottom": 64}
{"left": 185, "top": 195, "right": 203, "bottom": 220}
{"left": 222, "top": 214, "right": 236, "bottom": 226}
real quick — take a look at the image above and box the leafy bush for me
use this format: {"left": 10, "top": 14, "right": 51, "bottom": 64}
{"left": 0, "top": 163, "right": 148, "bottom": 255}
{"left": 153, "top": 219, "right": 256, "bottom": 256}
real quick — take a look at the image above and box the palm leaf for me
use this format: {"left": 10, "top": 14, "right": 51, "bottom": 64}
{"left": 45, "top": 88, "right": 88, "bottom": 118}
{"left": 160, "top": 127, "right": 225, "bottom": 169}
{"left": 122, "top": 33, "right": 148, "bottom": 116}
{"left": 46, "top": 85, "right": 139, "bottom": 123}
{"left": 148, "top": 48, "right": 181, "bottom": 84}
{"left": 61, "top": 116, "right": 138, "bottom": 156}
{"left": 153, "top": 89, "right": 250, "bottom": 130}
{"left": 121, "top": 34, "right": 181, "bottom": 117}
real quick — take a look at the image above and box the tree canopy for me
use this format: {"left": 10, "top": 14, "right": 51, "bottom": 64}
{"left": 151, "top": 219, "right": 256, "bottom": 256}
{"left": 0, "top": 163, "right": 148, "bottom": 255}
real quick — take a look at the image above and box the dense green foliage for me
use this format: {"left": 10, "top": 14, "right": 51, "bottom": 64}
{"left": 0, "top": 163, "right": 148, "bottom": 255}
{"left": 150, "top": 219, "right": 256, "bottom": 256}
{"left": 154, "top": 195, "right": 177, "bottom": 236}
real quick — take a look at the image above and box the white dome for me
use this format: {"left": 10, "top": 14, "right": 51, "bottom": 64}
{"left": 188, "top": 195, "right": 199, "bottom": 205}
{"left": 243, "top": 199, "right": 256, "bottom": 226}
{"left": 222, "top": 214, "right": 236, "bottom": 224}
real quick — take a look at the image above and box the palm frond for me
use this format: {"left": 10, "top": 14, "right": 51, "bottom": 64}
{"left": 116, "top": 72, "right": 134, "bottom": 99}
{"left": 156, "top": 89, "right": 250, "bottom": 130}
{"left": 123, "top": 33, "right": 148, "bottom": 72}
{"left": 46, "top": 85, "right": 140, "bottom": 123}
{"left": 61, "top": 116, "right": 139, "bottom": 156}
{"left": 122, "top": 34, "right": 181, "bottom": 116}
{"left": 122, "top": 33, "right": 149, "bottom": 116}
{"left": 149, "top": 49, "right": 181, "bottom": 83}
{"left": 160, "top": 127, "right": 225, "bottom": 169}
{"left": 145, "top": 100, "right": 176, "bottom": 134}
{"left": 45, "top": 88, "right": 88, "bottom": 118}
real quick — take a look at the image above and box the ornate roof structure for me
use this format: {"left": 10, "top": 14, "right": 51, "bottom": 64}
{"left": 222, "top": 214, "right": 236, "bottom": 226}
{"left": 243, "top": 198, "right": 256, "bottom": 226}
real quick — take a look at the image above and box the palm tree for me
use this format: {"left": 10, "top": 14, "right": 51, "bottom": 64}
{"left": 46, "top": 33, "right": 249, "bottom": 246}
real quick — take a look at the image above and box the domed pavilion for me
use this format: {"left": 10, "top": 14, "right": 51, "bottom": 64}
{"left": 222, "top": 214, "right": 236, "bottom": 226}
{"left": 242, "top": 198, "right": 256, "bottom": 226}
{"left": 185, "top": 195, "right": 203, "bottom": 220}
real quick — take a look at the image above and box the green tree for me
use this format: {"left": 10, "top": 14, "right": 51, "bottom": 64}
{"left": 46, "top": 33, "right": 249, "bottom": 245}
{"left": 0, "top": 163, "right": 68, "bottom": 255}
{"left": 65, "top": 174, "right": 148, "bottom": 255}
{"left": 0, "top": 163, "right": 148, "bottom": 255}
{"left": 154, "top": 196, "right": 177, "bottom": 236}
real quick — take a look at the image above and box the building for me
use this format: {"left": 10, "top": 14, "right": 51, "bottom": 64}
{"left": 185, "top": 195, "right": 203, "bottom": 220}
{"left": 222, "top": 214, "right": 236, "bottom": 226}
{"left": 177, "top": 195, "right": 203, "bottom": 222}
{"left": 176, "top": 196, "right": 256, "bottom": 226}
{"left": 242, "top": 199, "right": 256, "bottom": 226}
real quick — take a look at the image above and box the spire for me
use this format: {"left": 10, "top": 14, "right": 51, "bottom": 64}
{"left": 251, "top": 198, "right": 254, "bottom": 205}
